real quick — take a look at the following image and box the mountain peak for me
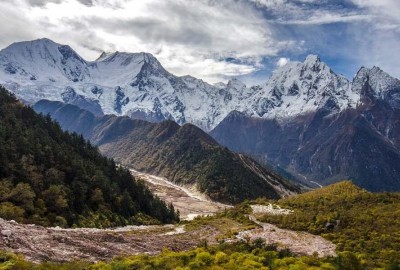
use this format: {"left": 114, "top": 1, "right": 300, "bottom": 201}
{"left": 298, "top": 54, "right": 334, "bottom": 81}
{"left": 352, "top": 65, "right": 400, "bottom": 108}
{"left": 19, "top": 37, "right": 58, "bottom": 47}
{"left": 301, "top": 54, "right": 328, "bottom": 73}
{"left": 24, "top": 37, "right": 58, "bottom": 45}
{"left": 93, "top": 51, "right": 164, "bottom": 75}
{"left": 1, "top": 38, "right": 84, "bottom": 61}
{"left": 141, "top": 52, "right": 162, "bottom": 66}
{"left": 304, "top": 54, "right": 321, "bottom": 64}
{"left": 35, "top": 37, "right": 57, "bottom": 43}
{"left": 226, "top": 110, "right": 246, "bottom": 119}
{"left": 96, "top": 51, "right": 109, "bottom": 61}
{"left": 180, "top": 75, "right": 197, "bottom": 81}
{"left": 0, "top": 38, "right": 88, "bottom": 82}
{"left": 213, "top": 82, "right": 226, "bottom": 89}
{"left": 354, "top": 66, "right": 369, "bottom": 79}
{"left": 2, "top": 38, "right": 59, "bottom": 54}
{"left": 227, "top": 78, "right": 246, "bottom": 90}
{"left": 371, "top": 66, "right": 382, "bottom": 72}
{"left": 256, "top": 53, "right": 352, "bottom": 120}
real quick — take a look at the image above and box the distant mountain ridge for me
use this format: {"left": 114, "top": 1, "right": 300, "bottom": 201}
{"left": 2, "top": 38, "right": 398, "bottom": 132}
{"left": 211, "top": 67, "right": 400, "bottom": 191}
{"left": 34, "top": 100, "right": 300, "bottom": 204}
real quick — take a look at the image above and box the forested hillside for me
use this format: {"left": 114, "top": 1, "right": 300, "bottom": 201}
{"left": 0, "top": 86, "right": 178, "bottom": 227}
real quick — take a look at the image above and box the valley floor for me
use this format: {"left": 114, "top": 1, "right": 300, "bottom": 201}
{"left": 0, "top": 170, "right": 337, "bottom": 263}
{"left": 0, "top": 216, "right": 230, "bottom": 263}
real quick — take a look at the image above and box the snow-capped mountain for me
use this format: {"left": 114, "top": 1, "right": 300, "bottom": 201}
{"left": 248, "top": 55, "right": 356, "bottom": 120}
{"left": 353, "top": 66, "right": 400, "bottom": 108}
{"left": 0, "top": 38, "right": 399, "bottom": 131}
{"left": 211, "top": 62, "right": 400, "bottom": 191}
{"left": 0, "top": 38, "right": 253, "bottom": 130}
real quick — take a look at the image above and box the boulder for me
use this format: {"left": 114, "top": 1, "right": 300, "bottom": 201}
{"left": 1, "top": 229, "right": 13, "bottom": 237}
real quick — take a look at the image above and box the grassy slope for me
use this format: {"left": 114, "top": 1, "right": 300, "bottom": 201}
{"left": 258, "top": 181, "right": 400, "bottom": 268}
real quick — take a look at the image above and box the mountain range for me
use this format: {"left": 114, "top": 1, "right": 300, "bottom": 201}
{"left": 211, "top": 66, "right": 400, "bottom": 191}
{"left": 1, "top": 38, "right": 400, "bottom": 191}
{"left": 0, "top": 38, "right": 370, "bottom": 131}
{"left": 0, "top": 38, "right": 253, "bottom": 131}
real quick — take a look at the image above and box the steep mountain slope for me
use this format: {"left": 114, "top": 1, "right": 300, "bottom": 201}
{"left": 34, "top": 100, "right": 299, "bottom": 204}
{"left": 0, "top": 86, "right": 178, "bottom": 227}
{"left": 211, "top": 67, "right": 400, "bottom": 191}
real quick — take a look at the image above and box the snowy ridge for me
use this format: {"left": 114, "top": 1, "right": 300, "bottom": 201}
{"left": 0, "top": 38, "right": 398, "bottom": 130}
{"left": 248, "top": 55, "right": 356, "bottom": 120}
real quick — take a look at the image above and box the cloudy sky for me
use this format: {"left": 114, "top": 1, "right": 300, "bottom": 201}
{"left": 0, "top": 0, "right": 399, "bottom": 84}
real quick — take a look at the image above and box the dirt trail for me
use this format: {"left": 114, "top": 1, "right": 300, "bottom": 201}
{"left": 130, "top": 169, "right": 231, "bottom": 220}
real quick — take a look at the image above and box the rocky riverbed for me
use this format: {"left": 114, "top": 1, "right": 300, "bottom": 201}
{"left": 0, "top": 218, "right": 218, "bottom": 263}
{"left": 0, "top": 170, "right": 337, "bottom": 263}
{"left": 130, "top": 169, "right": 231, "bottom": 220}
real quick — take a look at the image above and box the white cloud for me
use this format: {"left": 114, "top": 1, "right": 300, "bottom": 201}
{"left": 279, "top": 12, "right": 370, "bottom": 25}
{"left": 246, "top": 0, "right": 400, "bottom": 80}
{"left": 346, "top": 0, "right": 400, "bottom": 78}
{"left": 248, "top": 0, "right": 371, "bottom": 25}
{"left": 1, "top": 0, "right": 400, "bottom": 82}
{"left": 0, "top": 0, "right": 295, "bottom": 83}
{"left": 248, "top": 0, "right": 286, "bottom": 8}
{"left": 276, "top": 57, "right": 290, "bottom": 67}
{"left": 350, "top": 0, "right": 400, "bottom": 28}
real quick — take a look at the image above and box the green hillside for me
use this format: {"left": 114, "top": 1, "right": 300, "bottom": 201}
{"left": 258, "top": 181, "right": 400, "bottom": 268}
{"left": 0, "top": 86, "right": 178, "bottom": 227}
